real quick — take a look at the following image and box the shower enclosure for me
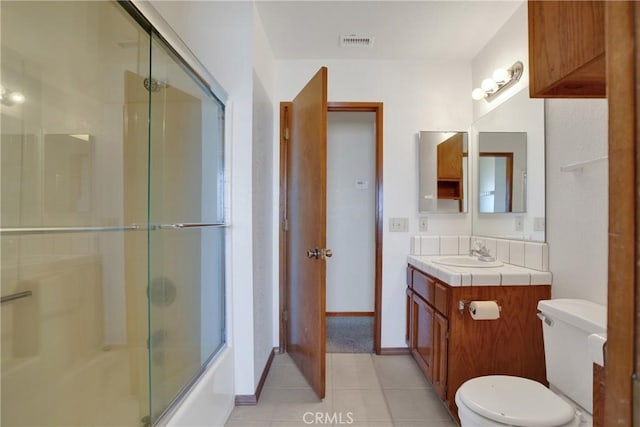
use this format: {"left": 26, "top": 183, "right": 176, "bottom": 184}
{"left": 0, "top": 2, "right": 226, "bottom": 425}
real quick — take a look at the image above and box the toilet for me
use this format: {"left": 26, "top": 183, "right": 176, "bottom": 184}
{"left": 455, "top": 299, "right": 607, "bottom": 427}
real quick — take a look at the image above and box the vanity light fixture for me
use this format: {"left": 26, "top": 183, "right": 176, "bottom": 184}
{"left": 471, "top": 61, "right": 524, "bottom": 102}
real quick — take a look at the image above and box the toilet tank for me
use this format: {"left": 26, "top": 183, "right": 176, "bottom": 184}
{"left": 537, "top": 299, "right": 607, "bottom": 414}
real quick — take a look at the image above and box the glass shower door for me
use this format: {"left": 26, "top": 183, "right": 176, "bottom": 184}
{"left": 1, "top": 2, "right": 152, "bottom": 425}
{"left": 146, "top": 33, "right": 226, "bottom": 422}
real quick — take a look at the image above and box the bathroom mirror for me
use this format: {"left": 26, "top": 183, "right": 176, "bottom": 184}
{"left": 471, "top": 88, "right": 545, "bottom": 241}
{"left": 417, "top": 131, "right": 468, "bottom": 214}
{"left": 478, "top": 132, "right": 527, "bottom": 213}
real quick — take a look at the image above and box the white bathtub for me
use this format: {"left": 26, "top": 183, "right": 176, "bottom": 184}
{"left": 1, "top": 253, "right": 144, "bottom": 426}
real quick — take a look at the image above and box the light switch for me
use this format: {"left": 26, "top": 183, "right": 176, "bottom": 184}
{"left": 419, "top": 217, "right": 428, "bottom": 232}
{"left": 515, "top": 216, "right": 524, "bottom": 232}
{"left": 389, "top": 217, "right": 408, "bottom": 232}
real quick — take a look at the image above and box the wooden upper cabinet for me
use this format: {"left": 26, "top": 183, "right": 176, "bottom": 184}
{"left": 528, "top": 1, "right": 605, "bottom": 98}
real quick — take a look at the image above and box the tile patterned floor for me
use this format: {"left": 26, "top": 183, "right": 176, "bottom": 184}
{"left": 225, "top": 353, "right": 458, "bottom": 427}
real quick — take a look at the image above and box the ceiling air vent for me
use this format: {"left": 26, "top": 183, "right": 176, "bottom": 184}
{"left": 340, "top": 34, "right": 374, "bottom": 48}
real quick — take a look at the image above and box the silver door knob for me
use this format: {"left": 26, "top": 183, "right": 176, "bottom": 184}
{"left": 306, "top": 248, "right": 332, "bottom": 259}
{"left": 306, "top": 248, "right": 320, "bottom": 259}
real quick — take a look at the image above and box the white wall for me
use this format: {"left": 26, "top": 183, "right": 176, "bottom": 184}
{"left": 252, "top": 5, "right": 276, "bottom": 387}
{"left": 275, "top": 59, "right": 472, "bottom": 347}
{"left": 545, "top": 99, "right": 608, "bottom": 305}
{"left": 326, "top": 112, "right": 376, "bottom": 312}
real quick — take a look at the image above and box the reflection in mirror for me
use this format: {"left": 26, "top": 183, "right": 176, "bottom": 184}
{"left": 478, "top": 132, "right": 526, "bottom": 213}
{"left": 44, "top": 134, "right": 93, "bottom": 225}
{"left": 0, "top": 131, "right": 93, "bottom": 227}
{"left": 418, "top": 131, "right": 468, "bottom": 213}
{"left": 471, "top": 88, "right": 545, "bottom": 241}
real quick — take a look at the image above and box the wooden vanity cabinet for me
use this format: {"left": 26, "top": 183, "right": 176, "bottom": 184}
{"left": 406, "top": 268, "right": 448, "bottom": 394}
{"left": 528, "top": 1, "right": 605, "bottom": 98}
{"left": 405, "top": 264, "right": 551, "bottom": 419}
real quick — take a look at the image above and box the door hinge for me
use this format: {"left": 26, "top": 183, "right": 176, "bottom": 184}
{"left": 282, "top": 218, "right": 289, "bottom": 231}
{"left": 282, "top": 310, "right": 288, "bottom": 321}
{"left": 444, "top": 385, "right": 448, "bottom": 395}
{"left": 445, "top": 330, "right": 450, "bottom": 340}
{"left": 284, "top": 127, "right": 290, "bottom": 141}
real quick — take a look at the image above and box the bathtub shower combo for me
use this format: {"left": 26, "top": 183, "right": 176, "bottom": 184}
{"left": 0, "top": 2, "right": 227, "bottom": 426}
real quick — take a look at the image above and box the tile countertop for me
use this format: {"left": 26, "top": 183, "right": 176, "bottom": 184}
{"left": 407, "top": 255, "right": 553, "bottom": 287}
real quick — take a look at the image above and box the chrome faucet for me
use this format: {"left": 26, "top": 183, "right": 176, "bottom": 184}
{"left": 470, "top": 241, "right": 495, "bottom": 261}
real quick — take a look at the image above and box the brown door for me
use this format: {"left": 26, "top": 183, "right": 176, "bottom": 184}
{"left": 286, "top": 67, "right": 328, "bottom": 399}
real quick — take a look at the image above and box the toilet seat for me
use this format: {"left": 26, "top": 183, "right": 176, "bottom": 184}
{"left": 456, "top": 375, "right": 576, "bottom": 426}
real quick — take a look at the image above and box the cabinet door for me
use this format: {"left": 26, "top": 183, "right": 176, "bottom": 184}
{"left": 528, "top": 0, "right": 605, "bottom": 97}
{"left": 433, "top": 311, "right": 448, "bottom": 400}
{"left": 412, "top": 294, "right": 434, "bottom": 382}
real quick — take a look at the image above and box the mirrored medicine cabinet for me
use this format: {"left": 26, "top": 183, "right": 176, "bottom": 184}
{"left": 418, "top": 131, "right": 468, "bottom": 214}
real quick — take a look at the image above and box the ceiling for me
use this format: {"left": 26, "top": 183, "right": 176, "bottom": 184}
{"left": 255, "top": 1, "right": 524, "bottom": 61}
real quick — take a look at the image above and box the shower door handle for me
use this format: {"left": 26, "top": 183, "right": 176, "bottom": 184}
{"left": 1, "top": 290, "right": 32, "bottom": 304}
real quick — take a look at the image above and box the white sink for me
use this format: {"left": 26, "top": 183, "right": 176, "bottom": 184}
{"left": 433, "top": 256, "right": 503, "bottom": 268}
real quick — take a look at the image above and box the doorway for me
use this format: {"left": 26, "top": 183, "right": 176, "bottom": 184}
{"left": 326, "top": 110, "right": 376, "bottom": 353}
{"left": 279, "top": 102, "right": 383, "bottom": 355}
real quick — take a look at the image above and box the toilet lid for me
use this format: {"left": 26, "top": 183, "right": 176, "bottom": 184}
{"left": 456, "top": 376, "right": 576, "bottom": 426}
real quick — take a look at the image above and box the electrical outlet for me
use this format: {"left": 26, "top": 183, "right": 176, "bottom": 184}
{"left": 514, "top": 216, "right": 524, "bottom": 232}
{"left": 419, "top": 217, "right": 428, "bottom": 232}
{"left": 534, "top": 217, "right": 545, "bottom": 232}
{"left": 389, "top": 217, "right": 408, "bottom": 232}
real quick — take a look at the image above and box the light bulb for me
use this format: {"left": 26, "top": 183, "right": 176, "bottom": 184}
{"left": 471, "top": 88, "right": 486, "bottom": 100}
{"left": 481, "top": 78, "right": 498, "bottom": 93}
{"left": 492, "top": 68, "right": 511, "bottom": 84}
{"left": 9, "top": 92, "right": 25, "bottom": 104}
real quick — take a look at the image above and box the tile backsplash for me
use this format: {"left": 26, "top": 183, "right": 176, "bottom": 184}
{"left": 410, "top": 235, "right": 549, "bottom": 272}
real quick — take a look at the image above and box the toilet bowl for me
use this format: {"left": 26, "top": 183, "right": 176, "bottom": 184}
{"left": 455, "top": 375, "right": 588, "bottom": 427}
{"left": 455, "top": 299, "right": 605, "bottom": 427}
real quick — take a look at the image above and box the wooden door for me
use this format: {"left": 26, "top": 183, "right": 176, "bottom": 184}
{"left": 286, "top": 67, "right": 328, "bottom": 399}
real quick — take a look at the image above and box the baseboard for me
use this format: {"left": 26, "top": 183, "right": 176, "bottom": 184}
{"left": 326, "top": 311, "right": 374, "bottom": 317}
{"left": 234, "top": 347, "right": 276, "bottom": 406}
{"left": 378, "top": 347, "right": 411, "bottom": 355}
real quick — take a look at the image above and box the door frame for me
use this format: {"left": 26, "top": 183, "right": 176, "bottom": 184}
{"left": 279, "top": 101, "right": 384, "bottom": 354}
{"left": 604, "top": 2, "right": 638, "bottom": 424}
